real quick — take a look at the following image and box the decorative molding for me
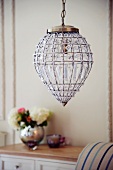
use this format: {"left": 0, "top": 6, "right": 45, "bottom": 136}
{"left": 11, "top": 0, "right": 16, "bottom": 144}
{"left": 106, "top": 0, "right": 112, "bottom": 142}
{"left": 11, "top": 0, "right": 16, "bottom": 107}
{"left": 0, "top": 0, "right": 5, "bottom": 120}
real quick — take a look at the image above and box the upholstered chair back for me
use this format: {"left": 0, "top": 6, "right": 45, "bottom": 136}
{"left": 75, "top": 142, "right": 113, "bottom": 170}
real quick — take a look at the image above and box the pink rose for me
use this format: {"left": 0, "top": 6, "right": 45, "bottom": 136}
{"left": 18, "top": 108, "right": 25, "bottom": 114}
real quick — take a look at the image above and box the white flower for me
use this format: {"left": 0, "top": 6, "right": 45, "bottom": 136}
{"left": 8, "top": 108, "right": 20, "bottom": 130}
{"left": 30, "top": 107, "right": 39, "bottom": 121}
{"left": 37, "top": 112, "right": 48, "bottom": 125}
{"left": 20, "top": 122, "right": 25, "bottom": 126}
{"left": 30, "top": 107, "right": 51, "bottom": 125}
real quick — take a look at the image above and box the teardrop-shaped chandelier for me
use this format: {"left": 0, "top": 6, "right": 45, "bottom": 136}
{"left": 34, "top": 0, "right": 93, "bottom": 106}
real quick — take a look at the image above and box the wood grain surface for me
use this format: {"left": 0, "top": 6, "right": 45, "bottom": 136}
{"left": 0, "top": 144, "right": 84, "bottom": 162}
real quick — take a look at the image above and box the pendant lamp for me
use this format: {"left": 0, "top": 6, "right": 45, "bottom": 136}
{"left": 34, "top": 0, "right": 93, "bottom": 106}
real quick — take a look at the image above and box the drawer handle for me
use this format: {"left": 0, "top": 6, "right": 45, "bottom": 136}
{"left": 15, "top": 165, "right": 19, "bottom": 169}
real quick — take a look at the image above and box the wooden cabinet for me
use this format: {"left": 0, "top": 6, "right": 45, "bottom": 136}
{"left": 1, "top": 157, "right": 34, "bottom": 170}
{"left": 0, "top": 144, "right": 83, "bottom": 170}
{"left": 36, "top": 160, "right": 76, "bottom": 170}
{"left": 1, "top": 156, "right": 76, "bottom": 170}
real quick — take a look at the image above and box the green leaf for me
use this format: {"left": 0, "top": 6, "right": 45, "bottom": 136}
{"left": 38, "top": 121, "right": 47, "bottom": 127}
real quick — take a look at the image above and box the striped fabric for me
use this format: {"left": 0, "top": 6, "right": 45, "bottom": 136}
{"left": 75, "top": 142, "right": 113, "bottom": 170}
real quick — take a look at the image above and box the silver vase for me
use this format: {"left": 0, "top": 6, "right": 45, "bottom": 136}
{"left": 20, "top": 125, "right": 44, "bottom": 150}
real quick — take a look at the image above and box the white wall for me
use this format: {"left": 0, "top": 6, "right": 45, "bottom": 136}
{"left": 0, "top": 0, "right": 112, "bottom": 146}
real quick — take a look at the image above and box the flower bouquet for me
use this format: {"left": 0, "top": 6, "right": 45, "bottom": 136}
{"left": 8, "top": 107, "right": 53, "bottom": 130}
{"left": 8, "top": 107, "right": 53, "bottom": 150}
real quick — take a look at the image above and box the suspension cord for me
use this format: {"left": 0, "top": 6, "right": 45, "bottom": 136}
{"left": 61, "top": 0, "right": 66, "bottom": 26}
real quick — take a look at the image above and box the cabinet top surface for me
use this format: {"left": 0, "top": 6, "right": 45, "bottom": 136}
{"left": 0, "top": 144, "right": 84, "bottom": 162}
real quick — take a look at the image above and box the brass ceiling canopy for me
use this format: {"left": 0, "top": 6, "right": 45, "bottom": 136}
{"left": 34, "top": 0, "right": 93, "bottom": 106}
{"left": 47, "top": 25, "right": 79, "bottom": 33}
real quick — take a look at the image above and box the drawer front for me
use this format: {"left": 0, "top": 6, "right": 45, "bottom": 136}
{"left": 2, "top": 157, "right": 34, "bottom": 170}
{"left": 36, "top": 161, "right": 76, "bottom": 170}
